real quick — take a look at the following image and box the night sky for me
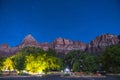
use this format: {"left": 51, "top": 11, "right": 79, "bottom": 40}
{"left": 0, "top": 0, "right": 120, "bottom": 47}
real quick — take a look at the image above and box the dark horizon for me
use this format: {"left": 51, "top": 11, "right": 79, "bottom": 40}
{"left": 0, "top": 0, "right": 120, "bottom": 47}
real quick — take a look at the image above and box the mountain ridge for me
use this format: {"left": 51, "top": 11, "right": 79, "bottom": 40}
{"left": 0, "top": 33, "right": 119, "bottom": 57}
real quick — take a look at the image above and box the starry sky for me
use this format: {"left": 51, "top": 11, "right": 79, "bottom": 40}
{"left": 0, "top": 0, "right": 120, "bottom": 47}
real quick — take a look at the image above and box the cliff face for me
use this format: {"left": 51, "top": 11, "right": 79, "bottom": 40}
{"left": 0, "top": 33, "right": 119, "bottom": 57}
{"left": 51, "top": 38, "right": 87, "bottom": 53}
{"left": 88, "top": 34, "right": 120, "bottom": 54}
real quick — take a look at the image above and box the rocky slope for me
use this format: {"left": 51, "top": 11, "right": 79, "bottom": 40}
{"left": 0, "top": 33, "right": 119, "bottom": 57}
{"left": 87, "top": 34, "right": 120, "bottom": 54}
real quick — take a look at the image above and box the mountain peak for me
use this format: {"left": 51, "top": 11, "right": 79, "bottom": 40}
{"left": 23, "top": 34, "right": 35, "bottom": 41}
{"left": 19, "top": 34, "right": 40, "bottom": 48}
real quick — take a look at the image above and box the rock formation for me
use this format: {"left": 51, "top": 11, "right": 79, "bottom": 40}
{"left": 0, "top": 43, "right": 11, "bottom": 57}
{"left": 88, "top": 34, "right": 120, "bottom": 54}
{"left": 51, "top": 37, "right": 87, "bottom": 53}
{"left": 0, "top": 33, "right": 119, "bottom": 57}
{"left": 19, "top": 34, "right": 41, "bottom": 48}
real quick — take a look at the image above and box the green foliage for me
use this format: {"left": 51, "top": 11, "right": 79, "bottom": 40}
{"left": 46, "top": 48, "right": 57, "bottom": 57}
{"left": 72, "top": 60, "right": 80, "bottom": 72}
{"left": 25, "top": 54, "right": 43, "bottom": 73}
{"left": 25, "top": 53, "right": 61, "bottom": 73}
{"left": 100, "top": 45, "right": 120, "bottom": 73}
{"left": 12, "top": 52, "right": 26, "bottom": 72}
{"left": 0, "top": 47, "right": 62, "bottom": 74}
{"left": 80, "top": 53, "right": 97, "bottom": 72}
{"left": 21, "top": 46, "right": 45, "bottom": 55}
{"left": 3, "top": 57, "right": 14, "bottom": 70}
{"left": 64, "top": 51, "right": 97, "bottom": 72}
{"left": 64, "top": 50, "right": 80, "bottom": 69}
{"left": 0, "top": 57, "right": 5, "bottom": 71}
{"left": 19, "top": 47, "right": 61, "bottom": 73}
{"left": 0, "top": 71, "right": 2, "bottom": 76}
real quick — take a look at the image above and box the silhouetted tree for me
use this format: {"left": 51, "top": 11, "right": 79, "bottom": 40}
{"left": 100, "top": 45, "right": 120, "bottom": 73}
{"left": 64, "top": 50, "right": 97, "bottom": 72}
{"left": 46, "top": 48, "right": 57, "bottom": 57}
{"left": 0, "top": 57, "right": 5, "bottom": 71}
{"left": 12, "top": 52, "right": 26, "bottom": 72}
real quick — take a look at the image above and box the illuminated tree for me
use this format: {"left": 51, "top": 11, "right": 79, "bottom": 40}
{"left": 25, "top": 53, "right": 61, "bottom": 73}
{"left": 1, "top": 47, "right": 62, "bottom": 73}
{"left": 25, "top": 54, "right": 42, "bottom": 73}
{"left": 3, "top": 57, "right": 14, "bottom": 71}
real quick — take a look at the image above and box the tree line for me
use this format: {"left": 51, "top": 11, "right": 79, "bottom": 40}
{"left": 0, "top": 45, "right": 120, "bottom": 74}
{"left": 0, "top": 47, "right": 62, "bottom": 74}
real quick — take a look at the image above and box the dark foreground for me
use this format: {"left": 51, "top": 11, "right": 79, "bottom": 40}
{"left": 0, "top": 75, "right": 120, "bottom": 80}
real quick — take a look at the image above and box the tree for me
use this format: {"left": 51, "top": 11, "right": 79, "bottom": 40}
{"left": 118, "top": 35, "right": 120, "bottom": 39}
{"left": 1, "top": 47, "right": 62, "bottom": 73}
{"left": 80, "top": 53, "right": 97, "bottom": 72}
{"left": 64, "top": 50, "right": 80, "bottom": 69}
{"left": 118, "top": 35, "right": 120, "bottom": 44}
{"left": 72, "top": 60, "right": 80, "bottom": 72}
{"left": 0, "top": 57, "right": 5, "bottom": 71}
{"left": 3, "top": 57, "right": 14, "bottom": 71}
{"left": 21, "top": 46, "right": 45, "bottom": 55}
{"left": 64, "top": 50, "right": 97, "bottom": 72}
{"left": 25, "top": 54, "right": 43, "bottom": 73}
{"left": 12, "top": 52, "right": 26, "bottom": 72}
{"left": 100, "top": 45, "right": 120, "bottom": 73}
{"left": 25, "top": 53, "right": 61, "bottom": 73}
{"left": 46, "top": 48, "right": 57, "bottom": 57}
